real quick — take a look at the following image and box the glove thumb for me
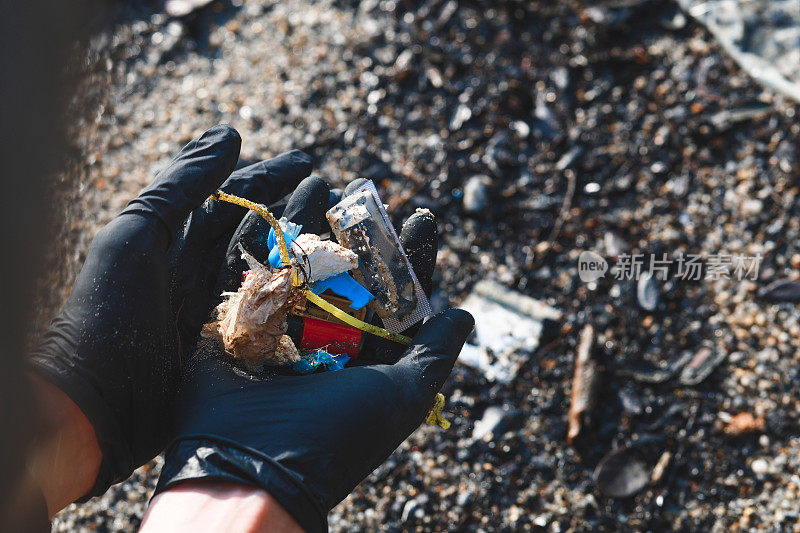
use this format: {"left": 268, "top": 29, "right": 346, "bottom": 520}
{"left": 391, "top": 308, "right": 474, "bottom": 403}
{"left": 123, "top": 124, "right": 241, "bottom": 244}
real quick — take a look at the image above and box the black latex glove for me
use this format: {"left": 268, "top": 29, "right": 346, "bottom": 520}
{"left": 30, "top": 124, "right": 314, "bottom": 497}
{"left": 154, "top": 177, "right": 474, "bottom": 532}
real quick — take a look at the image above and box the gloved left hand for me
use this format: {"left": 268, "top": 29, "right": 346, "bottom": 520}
{"left": 30, "top": 124, "right": 313, "bottom": 497}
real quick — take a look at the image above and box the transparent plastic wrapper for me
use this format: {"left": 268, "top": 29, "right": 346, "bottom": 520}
{"left": 326, "top": 180, "right": 432, "bottom": 332}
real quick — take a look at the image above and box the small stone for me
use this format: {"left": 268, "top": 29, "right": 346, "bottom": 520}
{"left": 462, "top": 175, "right": 491, "bottom": 213}
{"left": 741, "top": 198, "right": 763, "bottom": 216}
{"left": 637, "top": 272, "right": 660, "bottom": 311}
{"left": 723, "top": 412, "right": 766, "bottom": 437}
{"left": 751, "top": 458, "right": 770, "bottom": 476}
{"left": 472, "top": 405, "right": 518, "bottom": 440}
{"left": 450, "top": 104, "right": 472, "bottom": 130}
{"left": 510, "top": 120, "right": 530, "bottom": 138}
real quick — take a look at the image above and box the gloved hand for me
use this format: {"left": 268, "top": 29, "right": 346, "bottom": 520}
{"left": 30, "top": 124, "right": 314, "bottom": 497}
{"left": 154, "top": 177, "right": 474, "bottom": 532}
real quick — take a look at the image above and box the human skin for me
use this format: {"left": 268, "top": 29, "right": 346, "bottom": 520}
{"left": 140, "top": 481, "right": 304, "bottom": 533}
{"left": 24, "top": 375, "right": 301, "bottom": 532}
{"left": 25, "top": 375, "right": 101, "bottom": 518}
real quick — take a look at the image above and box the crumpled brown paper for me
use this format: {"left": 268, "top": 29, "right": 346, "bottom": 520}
{"left": 203, "top": 249, "right": 301, "bottom": 366}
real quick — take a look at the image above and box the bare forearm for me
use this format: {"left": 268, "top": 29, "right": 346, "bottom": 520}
{"left": 25, "top": 374, "right": 101, "bottom": 517}
{"left": 141, "top": 481, "right": 304, "bottom": 533}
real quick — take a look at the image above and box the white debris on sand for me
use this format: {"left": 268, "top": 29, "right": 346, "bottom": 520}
{"left": 458, "top": 280, "right": 562, "bottom": 383}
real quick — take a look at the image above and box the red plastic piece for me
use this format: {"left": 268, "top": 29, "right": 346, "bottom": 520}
{"left": 300, "top": 317, "right": 362, "bottom": 358}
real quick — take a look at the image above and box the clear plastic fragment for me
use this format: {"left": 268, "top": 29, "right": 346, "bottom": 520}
{"left": 326, "top": 180, "right": 432, "bottom": 332}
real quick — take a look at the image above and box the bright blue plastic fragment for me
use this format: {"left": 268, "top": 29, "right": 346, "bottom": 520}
{"left": 267, "top": 220, "right": 303, "bottom": 268}
{"left": 310, "top": 272, "right": 374, "bottom": 310}
{"left": 292, "top": 350, "right": 351, "bottom": 374}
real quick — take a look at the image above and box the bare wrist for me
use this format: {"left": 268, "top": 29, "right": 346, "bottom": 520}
{"left": 141, "top": 480, "right": 304, "bottom": 533}
{"left": 26, "top": 374, "right": 101, "bottom": 517}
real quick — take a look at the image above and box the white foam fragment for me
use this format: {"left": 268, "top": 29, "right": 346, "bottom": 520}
{"left": 291, "top": 233, "right": 358, "bottom": 282}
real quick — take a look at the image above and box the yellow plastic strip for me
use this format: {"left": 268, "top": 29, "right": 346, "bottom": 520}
{"left": 211, "top": 190, "right": 411, "bottom": 345}
{"left": 303, "top": 290, "right": 412, "bottom": 345}
{"left": 212, "top": 191, "right": 292, "bottom": 265}
{"left": 425, "top": 393, "right": 450, "bottom": 429}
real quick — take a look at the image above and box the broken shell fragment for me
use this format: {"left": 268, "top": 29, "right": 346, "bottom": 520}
{"left": 650, "top": 451, "right": 671, "bottom": 484}
{"left": 595, "top": 447, "right": 650, "bottom": 498}
{"left": 678, "top": 347, "right": 729, "bottom": 386}
{"left": 594, "top": 436, "right": 664, "bottom": 498}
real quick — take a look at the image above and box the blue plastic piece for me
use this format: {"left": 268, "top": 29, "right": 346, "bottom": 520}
{"left": 292, "top": 351, "right": 350, "bottom": 374}
{"left": 310, "top": 272, "right": 374, "bottom": 310}
{"left": 267, "top": 221, "right": 302, "bottom": 268}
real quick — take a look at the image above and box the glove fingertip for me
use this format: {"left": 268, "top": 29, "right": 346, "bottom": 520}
{"left": 343, "top": 178, "right": 368, "bottom": 196}
{"left": 193, "top": 124, "right": 242, "bottom": 175}
{"left": 422, "top": 308, "right": 475, "bottom": 352}
{"left": 283, "top": 175, "right": 331, "bottom": 234}
{"left": 399, "top": 209, "right": 438, "bottom": 296}
{"left": 202, "top": 123, "right": 242, "bottom": 150}
{"left": 283, "top": 149, "right": 313, "bottom": 176}
{"left": 405, "top": 308, "right": 475, "bottom": 364}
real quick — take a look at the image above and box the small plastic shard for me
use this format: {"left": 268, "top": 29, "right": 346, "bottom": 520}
{"left": 203, "top": 249, "right": 300, "bottom": 367}
{"left": 677, "top": 0, "right": 800, "bottom": 102}
{"left": 267, "top": 218, "right": 303, "bottom": 268}
{"left": 327, "top": 180, "right": 432, "bottom": 332}
{"left": 567, "top": 325, "right": 598, "bottom": 446}
{"left": 425, "top": 393, "right": 450, "bottom": 429}
{"left": 309, "top": 272, "right": 374, "bottom": 310}
{"left": 458, "top": 280, "right": 562, "bottom": 383}
{"left": 292, "top": 350, "right": 350, "bottom": 374}
{"left": 291, "top": 233, "right": 359, "bottom": 282}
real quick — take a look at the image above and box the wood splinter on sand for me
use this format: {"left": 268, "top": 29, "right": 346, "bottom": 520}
{"left": 567, "top": 324, "right": 598, "bottom": 446}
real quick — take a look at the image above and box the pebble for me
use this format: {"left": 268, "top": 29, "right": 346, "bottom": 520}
{"left": 462, "top": 175, "right": 490, "bottom": 214}
{"left": 636, "top": 272, "right": 660, "bottom": 311}
{"left": 472, "top": 405, "right": 518, "bottom": 441}
{"left": 752, "top": 458, "right": 770, "bottom": 476}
